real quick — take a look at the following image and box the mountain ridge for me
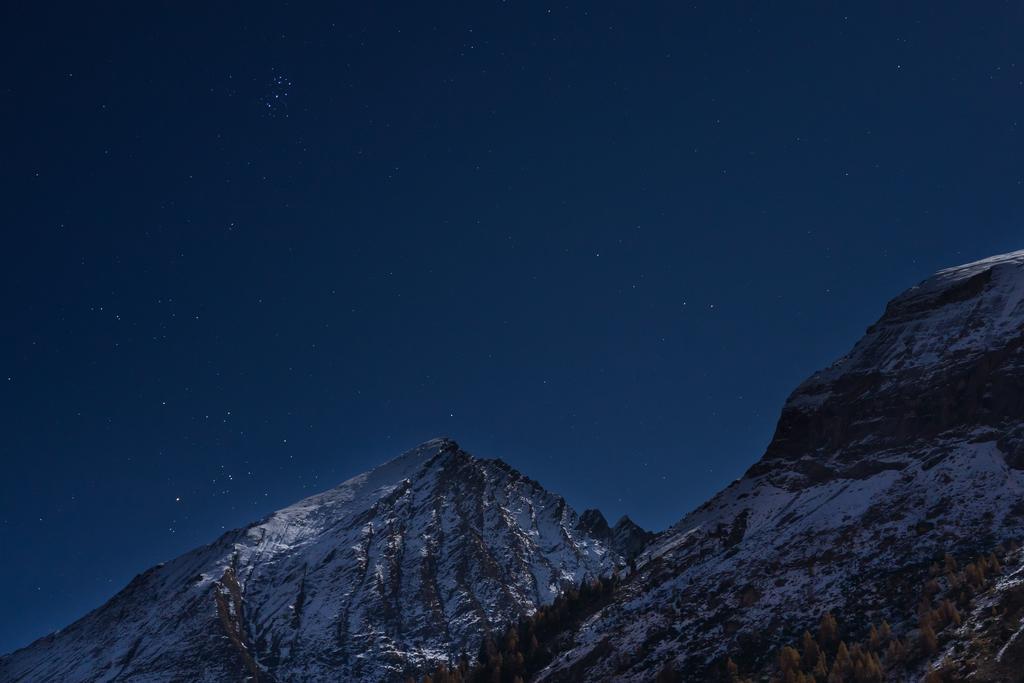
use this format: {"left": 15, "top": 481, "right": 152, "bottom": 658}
{"left": 7, "top": 249, "right": 1024, "bottom": 682}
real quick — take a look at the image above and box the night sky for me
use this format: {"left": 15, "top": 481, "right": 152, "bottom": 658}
{"left": 2, "top": 2, "right": 1023, "bottom": 654}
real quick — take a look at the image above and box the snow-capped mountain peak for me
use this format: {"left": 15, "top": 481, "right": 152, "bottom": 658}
{"left": 0, "top": 438, "right": 619, "bottom": 682}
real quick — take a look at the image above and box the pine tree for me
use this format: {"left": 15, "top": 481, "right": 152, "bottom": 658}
{"left": 477, "top": 633, "right": 493, "bottom": 666}
{"left": 812, "top": 651, "right": 828, "bottom": 681}
{"left": 869, "top": 653, "right": 883, "bottom": 682}
{"left": 435, "top": 664, "right": 453, "bottom": 683}
{"left": 849, "top": 647, "right": 883, "bottom": 683}
{"left": 829, "top": 641, "right": 851, "bottom": 683}
{"left": 818, "top": 612, "right": 838, "bottom": 647}
{"left": 938, "top": 598, "right": 961, "bottom": 627}
{"left": 884, "top": 638, "right": 904, "bottom": 666}
{"left": 919, "top": 620, "right": 938, "bottom": 655}
{"left": 778, "top": 645, "right": 801, "bottom": 682}
{"left": 801, "top": 630, "right": 820, "bottom": 669}
{"left": 917, "top": 595, "right": 933, "bottom": 619}
{"left": 503, "top": 626, "right": 518, "bottom": 655}
{"left": 867, "top": 624, "right": 880, "bottom": 651}
{"left": 725, "top": 656, "right": 741, "bottom": 682}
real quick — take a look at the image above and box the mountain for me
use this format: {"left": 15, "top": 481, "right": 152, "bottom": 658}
{"left": 0, "top": 438, "right": 619, "bottom": 682}
{"left": 8, "top": 249, "right": 1024, "bottom": 683}
{"left": 528, "top": 250, "right": 1024, "bottom": 682}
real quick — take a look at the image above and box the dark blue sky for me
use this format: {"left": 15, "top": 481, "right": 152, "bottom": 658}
{"left": 2, "top": 1, "right": 1022, "bottom": 654}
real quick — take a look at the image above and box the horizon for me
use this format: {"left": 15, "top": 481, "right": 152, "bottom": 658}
{"left": 3, "top": 2, "right": 1024, "bottom": 656}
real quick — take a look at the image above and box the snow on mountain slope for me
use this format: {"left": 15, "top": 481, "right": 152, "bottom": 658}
{"left": 929, "top": 545, "right": 1024, "bottom": 681}
{"left": 0, "top": 438, "right": 618, "bottom": 682}
{"left": 534, "top": 250, "right": 1024, "bottom": 681}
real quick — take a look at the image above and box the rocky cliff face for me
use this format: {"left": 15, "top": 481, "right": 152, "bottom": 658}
{"left": 534, "top": 250, "right": 1024, "bottom": 681}
{"left": 763, "top": 250, "right": 1024, "bottom": 478}
{"left": 0, "top": 439, "right": 618, "bottom": 683}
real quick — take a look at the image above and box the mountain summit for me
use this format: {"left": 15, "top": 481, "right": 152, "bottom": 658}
{"left": 0, "top": 438, "right": 619, "bottom": 682}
